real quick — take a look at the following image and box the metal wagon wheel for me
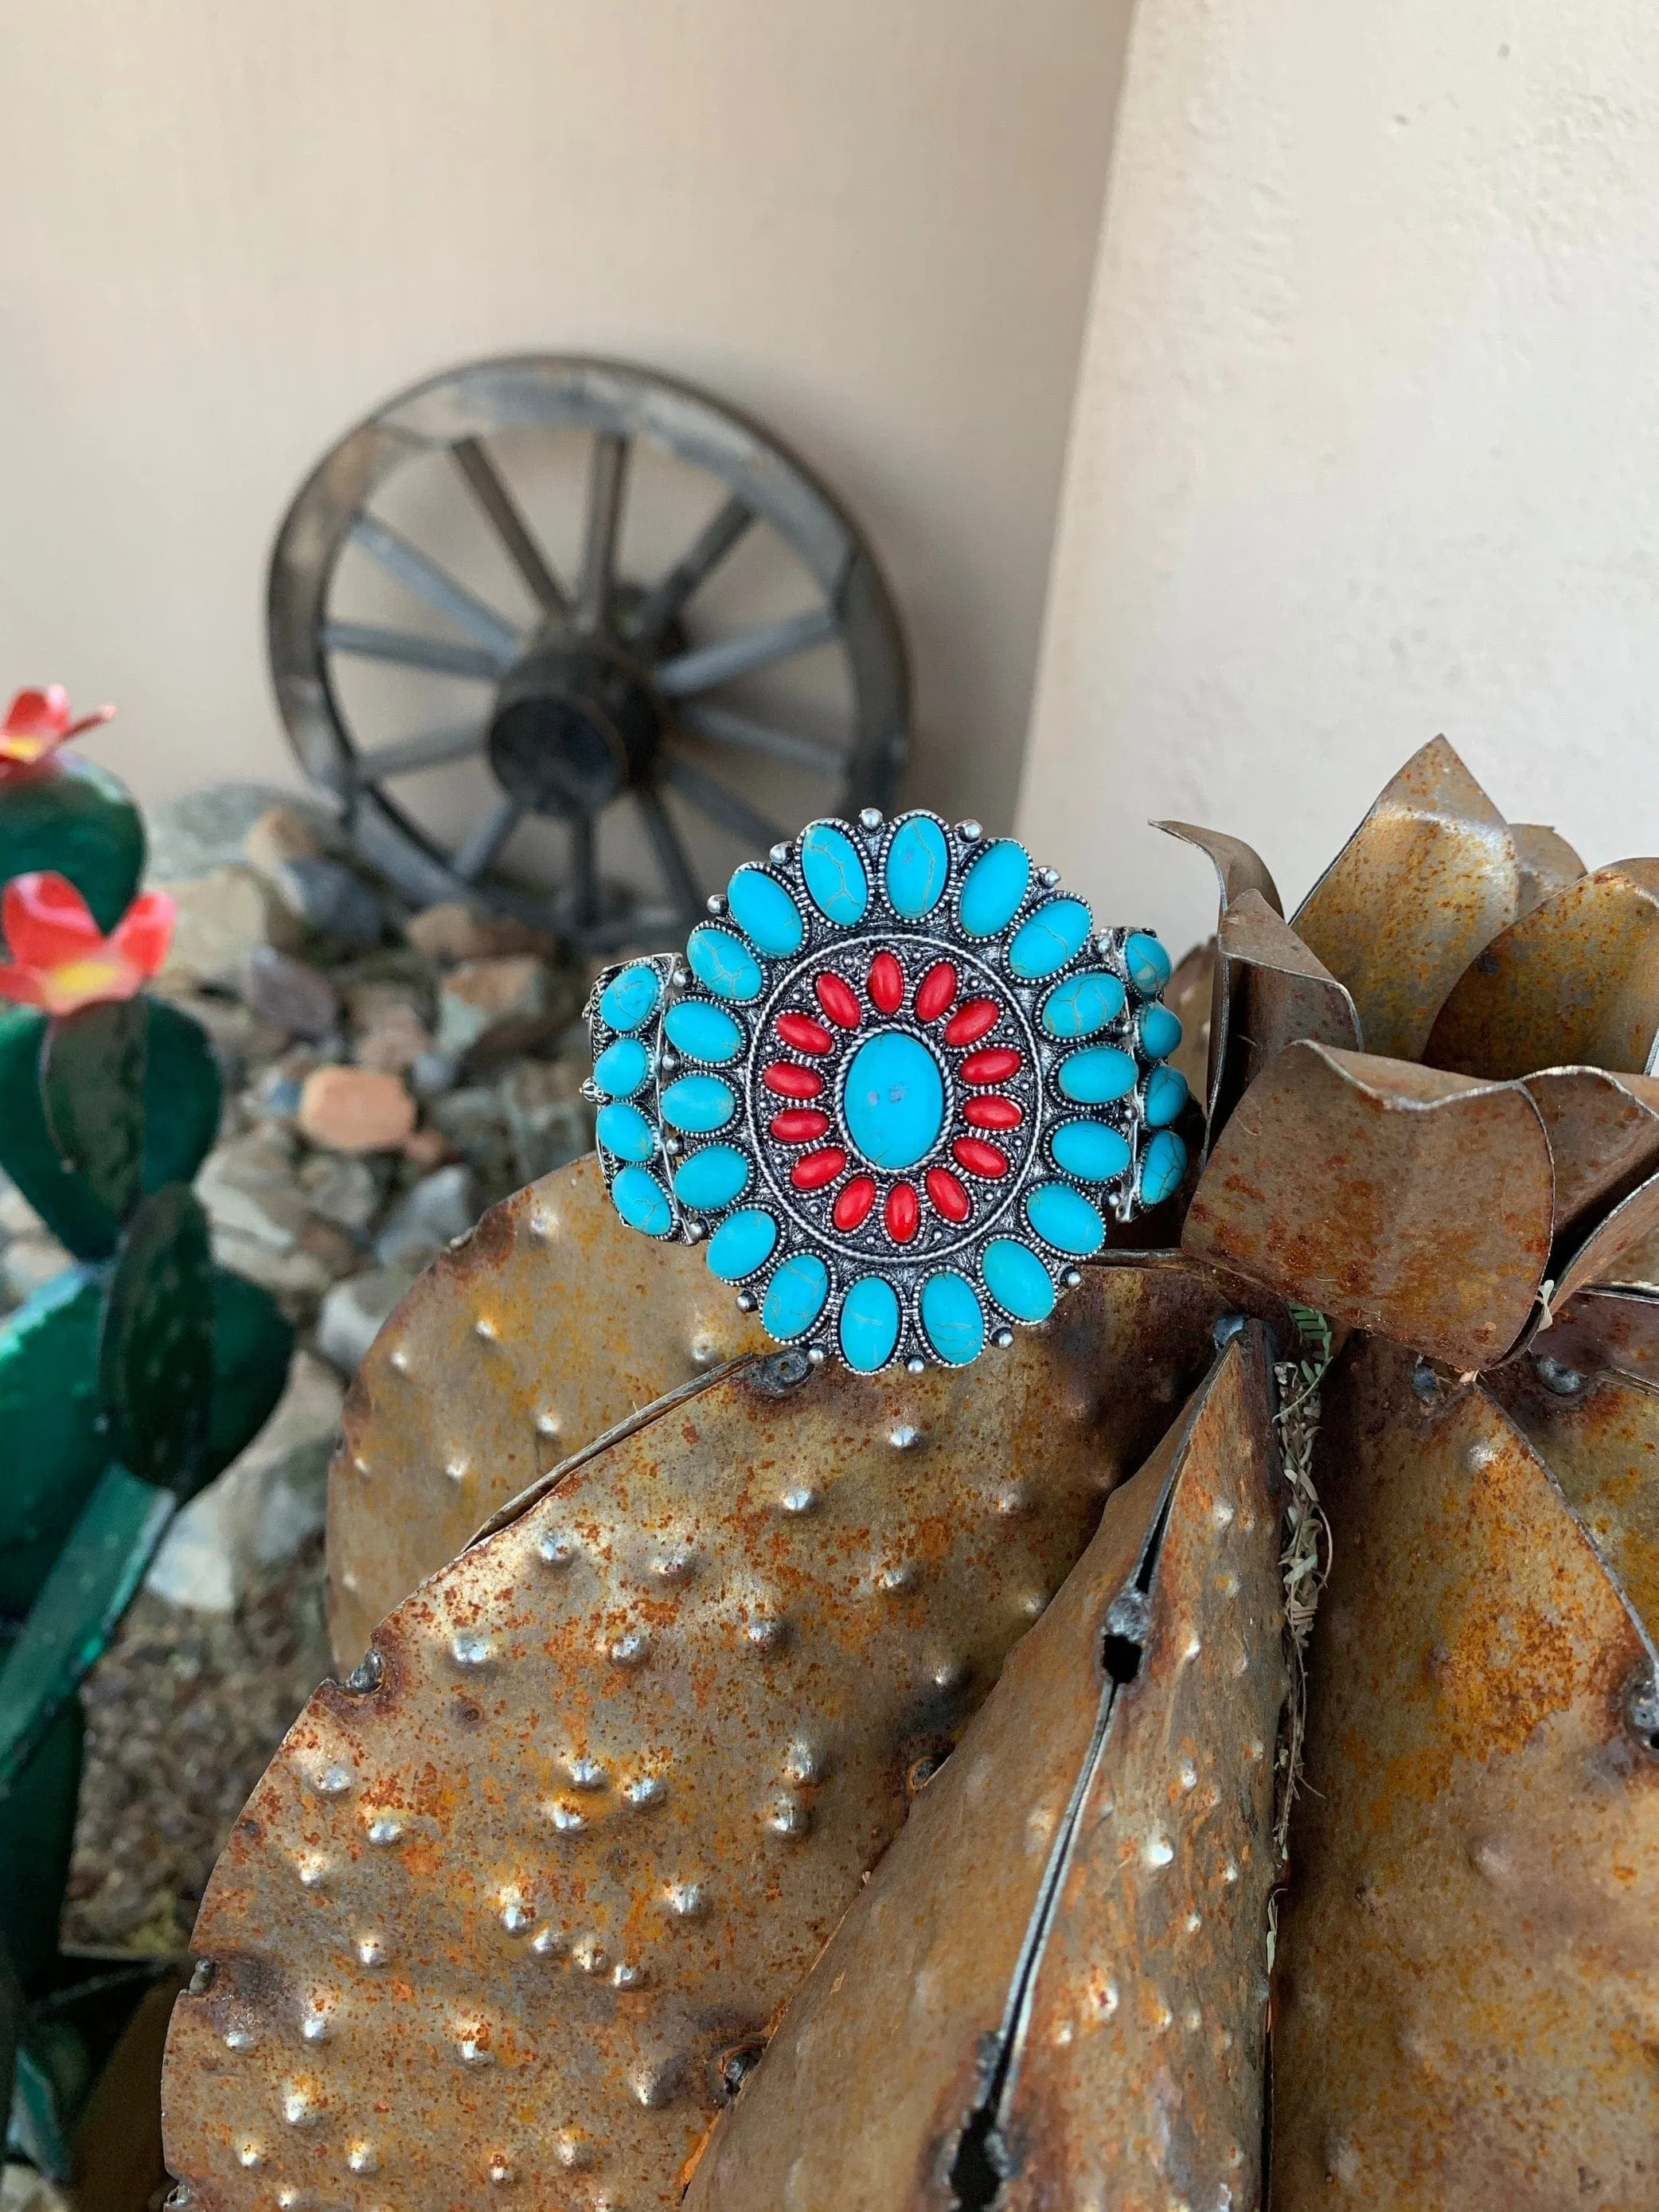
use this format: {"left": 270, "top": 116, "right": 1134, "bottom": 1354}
{"left": 268, "top": 355, "right": 910, "bottom": 952}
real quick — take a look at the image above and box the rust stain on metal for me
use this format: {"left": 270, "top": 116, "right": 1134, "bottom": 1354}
{"left": 1272, "top": 1338, "right": 1659, "bottom": 2208}
{"left": 326, "top": 1153, "right": 771, "bottom": 1671}
{"left": 1534, "top": 1286, "right": 1659, "bottom": 1393}
{"left": 682, "top": 1331, "right": 1285, "bottom": 2212}
{"left": 1426, "top": 859, "right": 1659, "bottom": 1082}
{"left": 1553, "top": 1166, "right": 1659, "bottom": 1307}
{"left": 1290, "top": 737, "right": 1519, "bottom": 1063}
{"left": 1204, "top": 891, "right": 1360, "bottom": 1150}
{"left": 1523, "top": 1067, "right": 1659, "bottom": 1253}
{"left": 162, "top": 1264, "right": 1260, "bottom": 2211}
{"left": 1154, "top": 820, "right": 1284, "bottom": 916}
{"left": 1183, "top": 1040, "right": 1552, "bottom": 1370}
{"left": 1165, "top": 936, "right": 1216, "bottom": 1109}
{"left": 1510, "top": 821, "right": 1586, "bottom": 916}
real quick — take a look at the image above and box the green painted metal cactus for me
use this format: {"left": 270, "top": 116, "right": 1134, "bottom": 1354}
{"left": 0, "top": 687, "right": 295, "bottom": 2178}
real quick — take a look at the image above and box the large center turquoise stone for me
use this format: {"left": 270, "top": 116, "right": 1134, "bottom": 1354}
{"left": 842, "top": 1031, "right": 946, "bottom": 1171}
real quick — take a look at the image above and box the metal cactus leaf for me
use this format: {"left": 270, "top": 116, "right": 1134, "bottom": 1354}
{"left": 40, "top": 996, "right": 146, "bottom": 1224}
{"left": 1154, "top": 820, "right": 1283, "bottom": 916}
{"left": 1272, "top": 1338, "right": 1659, "bottom": 2205}
{"left": 0, "top": 750, "right": 146, "bottom": 933}
{"left": 1533, "top": 1285, "right": 1659, "bottom": 1393}
{"left": 1522, "top": 1067, "right": 1659, "bottom": 1250}
{"left": 681, "top": 1328, "right": 1285, "bottom": 2212}
{"left": 164, "top": 1261, "right": 1267, "bottom": 2210}
{"left": 1426, "top": 859, "right": 1659, "bottom": 1081}
{"left": 1204, "top": 891, "right": 1360, "bottom": 1147}
{"left": 98, "top": 1182, "right": 213, "bottom": 1494}
{"left": 1183, "top": 1040, "right": 1553, "bottom": 1369}
{"left": 1290, "top": 737, "right": 1519, "bottom": 1061}
{"left": 1510, "top": 821, "right": 1587, "bottom": 915}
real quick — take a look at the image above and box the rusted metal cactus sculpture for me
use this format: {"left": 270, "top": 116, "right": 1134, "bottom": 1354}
{"left": 162, "top": 742, "right": 1659, "bottom": 2210}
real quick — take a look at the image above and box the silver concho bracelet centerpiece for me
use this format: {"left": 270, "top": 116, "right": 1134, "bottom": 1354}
{"left": 584, "top": 810, "right": 1188, "bottom": 1373}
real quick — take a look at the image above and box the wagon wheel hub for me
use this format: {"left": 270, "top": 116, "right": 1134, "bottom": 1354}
{"left": 486, "top": 631, "right": 663, "bottom": 822}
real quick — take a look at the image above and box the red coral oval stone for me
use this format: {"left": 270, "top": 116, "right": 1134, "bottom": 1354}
{"left": 868, "top": 952, "right": 904, "bottom": 1014}
{"left": 884, "top": 1182, "right": 920, "bottom": 1242}
{"left": 959, "top": 1046, "right": 1022, "bottom": 1085}
{"left": 815, "top": 971, "right": 862, "bottom": 1029}
{"left": 943, "top": 998, "right": 1000, "bottom": 1047}
{"left": 925, "top": 1167, "right": 971, "bottom": 1223}
{"left": 953, "top": 1135, "right": 1009, "bottom": 1178}
{"left": 833, "top": 1174, "right": 877, "bottom": 1230}
{"left": 792, "top": 1147, "right": 847, "bottom": 1190}
{"left": 771, "top": 1108, "right": 830, "bottom": 1143}
{"left": 764, "top": 1062, "right": 824, "bottom": 1100}
{"left": 964, "top": 1094, "right": 1021, "bottom": 1131}
{"left": 915, "top": 961, "right": 958, "bottom": 1023}
{"left": 776, "top": 1011, "right": 834, "bottom": 1055}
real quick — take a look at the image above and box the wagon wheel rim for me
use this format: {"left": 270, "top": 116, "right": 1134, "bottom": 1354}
{"left": 268, "top": 354, "right": 911, "bottom": 952}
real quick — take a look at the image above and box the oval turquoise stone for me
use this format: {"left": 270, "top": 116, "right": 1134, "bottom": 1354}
{"left": 727, "top": 866, "right": 804, "bottom": 957}
{"left": 599, "top": 961, "right": 662, "bottom": 1033}
{"left": 706, "top": 1209, "right": 778, "bottom": 1281}
{"left": 801, "top": 822, "right": 869, "bottom": 926}
{"left": 592, "top": 1037, "right": 650, "bottom": 1098}
{"left": 611, "top": 1164, "right": 673, "bottom": 1237}
{"left": 1058, "top": 1045, "right": 1137, "bottom": 1104}
{"left": 1041, "top": 969, "right": 1126, "bottom": 1040}
{"left": 662, "top": 999, "right": 744, "bottom": 1064}
{"left": 1125, "top": 931, "right": 1172, "bottom": 996}
{"left": 883, "top": 815, "right": 950, "bottom": 917}
{"left": 762, "top": 1253, "right": 830, "bottom": 1340}
{"left": 982, "top": 1238, "right": 1055, "bottom": 1323}
{"left": 1140, "top": 1128, "right": 1189, "bottom": 1206}
{"left": 1051, "top": 1120, "right": 1132, "bottom": 1182}
{"left": 660, "top": 1074, "right": 736, "bottom": 1134}
{"left": 673, "top": 1143, "right": 751, "bottom": 1210}
{"left": 595, "top": 1102, "right": 655, "bottom": 1163}
{"left": 920, "top": 1272, "right": 986, "bottom": 1366}
{"left": 958, "top": 838, "right": 1030, "bottom": 937}
{"left": 1008, "top": 897, "right": 1092, "bottom": 980}
{"left": 843, "top": 1031, "right": 946, "bottom": 1171}
{"left": 839, "top": 1276, "right": 900, "bottom": 1373}
{"left": 1138, "top": 1004, "right": 1183, "bottom": 1060}
{"left": 1025, "top": 1181, "right": 1107, "bottom": 1257}
{"left": 1143, "top": 1065, "right": 1189, "bottom": 1128}
{"left": 686, "top": 926, "right": 763, "bottom": 1002}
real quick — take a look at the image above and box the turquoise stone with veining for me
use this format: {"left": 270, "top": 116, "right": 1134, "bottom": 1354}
{"left": 843, "top": 1031, "right": 946, "bottom": 1171}
{"left": 801, "top": 822, "right": 869, "bottom": 926}
{"left": 1041, "top": 970, "right": 1126, "bottom": 1039}
{"left": 686, "top": 925, "right": 763, "bottom": 1002}
{"left": 663, "top": 999, "right": 744, "bottom": 1064}
{"left": 1124, "top": 932, "right": 1172, "bottom": 997}
{"left": 839, "top": 1276, "right": 900, "bottom": 1373}
{"left": 595, "top": 1102, "right": 655, "bottom": 1163}
{"left": 1143, "top": 1066, "right": 1189, "bottom": 1128}
{"left": 1058, "top": 1045, "right": 1137, "bottom": 1104}
{"left": 660, "top": 1075, "right": 736, "bottom": 1134}
{"left": 763, "top": 1253, "right": 830, "bottom": 1340}
{"left": 1140, "top": 1129, "right": 1189, "bottom": 1206}
{"left": 958, "top": 839, "right": 1030, "bottom": 937}
{"left": 727, "top": 866, "right": 804, "bottom": 957}
{"left": 706, "top": 1209, "right": 778, "bottom": 1281}
{"left": 1138, "top": 1004, "right": 1183, "bottom": 1060}
{"left": 883, "top": 815, "right": 951, "bottom": 917}
{"left": 1008, "top": 897, "right": 1091, "bottom": 980}
{"left": 982, "top": 1237, "right": 1056, "bottom": 1323}
{"left": 920, "top": 1272, "right": 986, "bottom": 1366}
{"left": 593, "top": 1038, "right": 650, "bottom": 1098}
{"left": 673, "top": 1144, "right": 751, "bottom": 1210}
{"left": 611, "top": 1163, "right": 673, "bottom": 1237}
{"left": 1025, "top": 1180, "right": 1107, "bottom": 1256}
{"left": 1052, "top": 1120, "right": 1132, "bottom": 1182}
{"left": 599, "top": 961, "right": 662, "bottom": 1032}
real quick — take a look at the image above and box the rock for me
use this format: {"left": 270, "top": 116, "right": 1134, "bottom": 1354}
{"left": 410, "top": 1048, "right": 460, "bottom": 1099}
{"left": 435, "top": 955, "right": 574, "bottom": 1066}
{"left": 405, "top": 900, "right": 559, "bottom": 965}
{"left": 244, "top": 803, "right": 322, "bottom": 877}
{"left": 158, "top": 864, "right": 303, "bottom": 985}
{"left": 428, "top": 1085, "right": 517, "bottom": 1197}
{"left": 0, "top": 1173, "right": 44, "bottom": 1240}
{"left": 241, "top": 1050, "right": 315, "bottom": 1124}
{"left": 316, "top": 1263, "right": 423, "bottom": 1376}
{"left": 240, "top": 946, "right": 338, "bottom": 1040}
{"left": 150, "top": 980, "right": 288, "bottom": 1083}
{"left": 373, "top": 1163, "right": 477, "bottom": 1267}
{"left": 145, "top": 1350, "right": 345, "bottom": 1612}
{"left": 208, "top": 1226, "right": 334, "bottom": 1302}
{"left": 194, "top": 1130, "right": 308, "bottom": 1252}
{"left": 144, "top": 782, "right": 342, "bottom": 885}
{"left": 271, "top": 855, "right": 384, "bottom": 948}
{"left": 297, "top": 1066, "right": 416, "bottom": 1153}
{"left": 2, "top": 2163, "right": 75, "bottom": 2212}
{"left": 345, "top": 981, "right": 431, "bottom": 1073}
{"left": 1, "top": 1231, "right": 72, "bottom": 1304}
{"left": 299, "top": 1152, "right": 381, "bottom": 1233}
{"left": 498, "top": 1055, "right": 593, "bottom": 1184}
{"left": 400, "top": 1125, "right": 455, "bottom": 1170}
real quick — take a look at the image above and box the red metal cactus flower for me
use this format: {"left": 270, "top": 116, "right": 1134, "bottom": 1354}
{"left": 0, "top": 685, "right": 116, "bottom": 770}
{"left": 0, "top": 871, "right": 174, "bottom": 1015}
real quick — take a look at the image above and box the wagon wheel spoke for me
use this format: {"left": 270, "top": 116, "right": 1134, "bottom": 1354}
{"left": 451, "top": 436, "right": 569, "bottom": 616}
{"left": 351, "top": 724, "right": 486, "bottom": 784}
{"left": 348, "top": 515, "right": 522, "bottom": 661}
{"left": 627, "top": 495, "right": 753, "bottom": 648}
{"left": 321, "top": 620, "right": 507, "bottom": 682}
{"left": 676, "top": 702, "right": 848, "bottom": 780}
{"left": 635, "top": 786, "right": 704, "bottom": 924}
{"left": 576, "top": 432, "right": 630, "bottom": 633}
{"left": 658, "top": 754, "right": 787, "bottom": 850}
{"left": 653, "top": 605, "right": 839, "bottom": 699}
{"left": 451, "top": 792, "right": 525, "bottom": 881}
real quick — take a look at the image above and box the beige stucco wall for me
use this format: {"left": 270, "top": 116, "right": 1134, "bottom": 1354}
{"left": 1, "top": 0, "right": 1128, "bottom": 836}
{"left": 1019, "top": 1, "right": 1659, "bottom": 957}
